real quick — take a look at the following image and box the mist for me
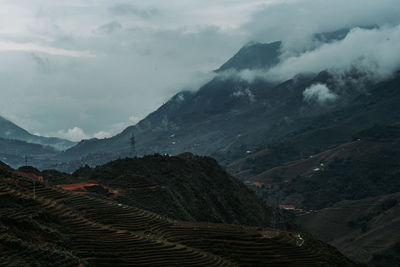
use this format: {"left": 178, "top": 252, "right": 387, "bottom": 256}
{"left": 1, "top": 0, "right": 399, "bottom": 141}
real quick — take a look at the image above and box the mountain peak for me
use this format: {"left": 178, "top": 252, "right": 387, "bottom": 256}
{"left": 217, "top": 41, "right": 281, "bottom": 72}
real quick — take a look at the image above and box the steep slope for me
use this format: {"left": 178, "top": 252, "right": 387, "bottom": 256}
{"left": 58, "top": 69, "right": 362, "bottom": 171}
{"left": 239, "top": 125, "right": 400, "bottom": 266}
{"left": 0, "top": 164, "right": 356, "bottom": 266}
{"left": 44, "top": 154, "right": 281, "bottom": 228}
{"left": 228, "top": 74, "right": 400, "bottom": 180}
{"left": 56, "top": 54, "right": 400, "bottom": 175}
{"left": 246, "top": 124, "right": 400, "bottom": 209}
{"left": 0, "top": 116, "right": 75, "bottom": 150}
{"left": 217, "top": 41, "right": 281, "bottom": 72}
{"left": 297, "top": 193, "right": 400, "bottom": 266}
{"left": 57, "top": 126, "right": 133, "bottom": 162}
{"left": 55, "top": 40, "right": 283, "bottom": 166}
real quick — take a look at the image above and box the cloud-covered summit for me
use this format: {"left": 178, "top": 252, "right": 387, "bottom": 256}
{"left": 0, "top": 0, "right": 399, "bottom": 141}
{"left": 265, "top": 25, "right": 400, "bottom": 82}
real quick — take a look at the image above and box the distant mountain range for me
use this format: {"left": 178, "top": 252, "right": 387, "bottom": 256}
{"left": 0, "top": 116, "right": 75, "bottom": 151}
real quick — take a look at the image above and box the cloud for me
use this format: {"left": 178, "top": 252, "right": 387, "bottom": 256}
{"left": 57, "top": 127, "right": 89, "bottom": 142}
{"left": 261, "top": 26, "right": 400, "bottom": 82}
{"left": 98, "top": 21, "right": 122, "bottom": 34}
{"left": 303, "top": 83, "right": 337, "bottom": 104}
{"left": 232, "top": 87, "right": 256, "bottom": 103}
{"left": 93, "top": 131, "right": 112, "bottom": 139}
{"left": 109, "top": 3, "right": 159, "bottom": 18}
{"left": 1, "top": 0, "right": 399, "bottom": 139}
{"left": 0, "top": 41, "right": 94, "bottom": 57}
{"left": 245, "top": 0, "right": 400, "bottom": 53}
{"left": 29, "top": 53, "right": 52, "bottom": 73}
{"left": 129, "top": 115, "right": 141, "bottom": 124}
{"left": 56, "top": 127, "right": 113, "bottom": 141}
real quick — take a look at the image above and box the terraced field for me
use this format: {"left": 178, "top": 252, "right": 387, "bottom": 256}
{"left": 0, "top": 171, "right": 355, "bottom": 266}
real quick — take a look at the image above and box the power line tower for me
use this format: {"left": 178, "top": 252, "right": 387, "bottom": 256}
{"left": 130, "top": 132, "right": 137, "bottom": 158}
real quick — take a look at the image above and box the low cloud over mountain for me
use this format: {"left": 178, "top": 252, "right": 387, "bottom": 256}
{"left": 1, "top": 0, "right": 400, "bottom": 141}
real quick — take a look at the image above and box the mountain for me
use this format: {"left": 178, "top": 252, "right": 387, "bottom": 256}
{"left": 0, "top": 138, "right": 58, "bottom": 169}
{"left": 0, "top": 138, "right": 56, "bottom": 156}
{"left": 0, "top": 116, "right": 75, "bottom": 150}
{"left": 50, "top": 26, "right": 399, "bottom": 173}
{"left": 5, "top": 28, "right": 393, "bottom": 174}
{"left": 0, "top": 162, "right": 356, "bottom": 266}
{"left": 54, "top": 71, "right": 343, "bottom": 168}
{"left": 314, "top": 25, "right": 378, "bottom": 43}
{"left": 227, "top": 74, "right": 400, "bottom": 180}
{"left": 57, "top": 68, "right": 400, "bottom": 175}
{"left": 52, "top": 41, "right": 284, "bottom": 167}
{"left": 216, "top": 41, "right": 281, "bottom": 72}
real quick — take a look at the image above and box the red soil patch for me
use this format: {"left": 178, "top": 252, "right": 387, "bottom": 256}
{"left": 250, "top": 182, "right": 264, "bottom": 188}
{"left": 57, "top": 182, "right": 98, "bottom": 191}
{"left": 12, "top": 171, "right": 43, "bottom": 182}
{"left": 107, "top": 188, "right": 121, "bottom": 198}
{"left": 57, "top": 181, "right": 120, "bottom": 198}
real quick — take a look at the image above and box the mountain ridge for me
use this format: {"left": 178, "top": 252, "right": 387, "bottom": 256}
{"left": 0, "top": 116, "right": 76, "bottom": 151}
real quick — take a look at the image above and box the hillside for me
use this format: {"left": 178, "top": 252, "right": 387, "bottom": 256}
{"left": 297, "top": 193, "right": 400, "bottom": 266}
{"left": 49, "top": 45, "right": 400, "bottom": 177}
{"left": 0, "top": 116, "right": 75, "bottom": 151}
{"left": 227, "top": 75, "right": 400, "bottom": 180}
{"left": 42, "top": 154, "right": 282, "bottom": 228}
{"left": 240, "top": 125, "right": 400, "bottom": 266}
{"left": 56, "top": 69, "right": 357, "bottom": 170}
{"left": 245, "top": 125, "right": 400, "bottom": 209}
{"left": 0, "top": 163, "right": 356, "bottom": 266}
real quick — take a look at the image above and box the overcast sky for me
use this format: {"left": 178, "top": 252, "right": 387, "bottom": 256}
{"left": 1, "top": 0, "right": 399, "bottom": 141}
